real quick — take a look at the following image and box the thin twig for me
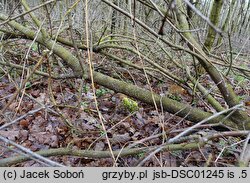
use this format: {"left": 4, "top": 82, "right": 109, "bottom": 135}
{"left": 168, "top": 103, "right": 243, "bottom": 143}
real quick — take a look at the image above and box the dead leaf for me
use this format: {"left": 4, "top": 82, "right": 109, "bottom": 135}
{"left": 94, "top": 141, "right": 105, "bottom": 151}
{"left": 111, "top": 133, "right": 131, "bottom": 144}
{"left": 168, "top": 84, "right": 186, "bottom": 95}
{"left": 19, "top": 119, "right": 29, "bottom": 128}
{"left": 0, "top": 130, "right": 19, "bottom": 141}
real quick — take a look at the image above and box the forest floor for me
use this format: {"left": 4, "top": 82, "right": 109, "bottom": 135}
{"left": 0, "top": 46, "right": 249, "bottom": 167}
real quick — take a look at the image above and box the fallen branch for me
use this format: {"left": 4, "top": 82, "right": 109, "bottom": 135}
{"left": 0, "top": 135, "right": 64, "bottom": 167}
{"left": 0, "top": 142, "right": 204, "bottom": 167}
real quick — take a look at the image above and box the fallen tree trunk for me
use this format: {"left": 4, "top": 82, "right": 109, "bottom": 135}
{"left": 93, "top": 71, "right": 239, "bottom": 128}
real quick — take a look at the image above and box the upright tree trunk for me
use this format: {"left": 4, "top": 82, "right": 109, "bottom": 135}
{"left": 110, "top": 0, "right": 118, "bottom": 39}
{"left": 238, "top": 1, "right": 250, "bottom": 36}
{"left": 203, "top": 0, "right": 223, "bottom": 51}
{"left": 216, "top": 0, "right": 236, "bottom": 46}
